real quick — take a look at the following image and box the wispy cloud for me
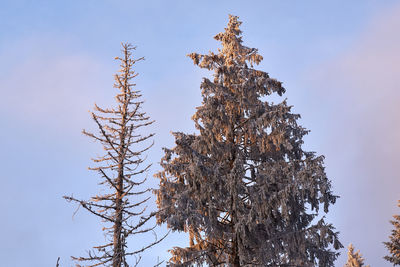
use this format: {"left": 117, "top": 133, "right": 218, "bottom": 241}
{"left": 306, "top": 3, "right": 400, "bottom": 266}
{"left": 0, "top": 36, "right": 113, "bottom": 136}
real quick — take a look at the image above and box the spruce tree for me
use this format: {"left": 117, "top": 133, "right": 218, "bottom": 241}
{"left": 64, "top": 43, "right": 165, "bottom": 267}
{"left": 384, "top": 200, "right": 400, "bottom": 266}
{"left": 155, "top": 15, "right": 342, "bottom": 266}
{"left": 344, "top": 244, "right": 369, "bottom": 267}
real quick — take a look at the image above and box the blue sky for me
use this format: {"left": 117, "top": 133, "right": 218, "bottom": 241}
{"left": 1, "top": 1, "right": 400, "bottom": 266}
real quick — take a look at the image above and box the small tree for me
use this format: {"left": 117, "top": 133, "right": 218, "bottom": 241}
{"left": 65, "top": 43, "right": 165, "bottom": 267}
{"left": 384, "top": 200, "right": 400, "bottom": 266}
{"left": 344, "top": 244, "right": 369, "bottom": 267}
{"left": 155, "top": 15, "right": 341, "bottom": 266}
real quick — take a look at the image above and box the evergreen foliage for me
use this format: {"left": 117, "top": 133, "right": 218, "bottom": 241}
{"left": 344, "top": 244, "right": 369, "bottom": 267}
{"left": 384, "top": 200, "right": 400, "bottom": 266}
{"left": 155, "top": 15, "right": 342, "bottom": 266}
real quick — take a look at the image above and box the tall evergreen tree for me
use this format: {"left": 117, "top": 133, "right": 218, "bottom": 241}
{"left": 384, "top": 200, "right": 400, "bottom": 266}
{"left": 64, "top": 43, "right": 165, "bottom": 267}
{"left": 344, "top": 244, "right": 369, "bottom": 267}
{"left": 155, "top": 15, "right": 342, "bottom": 266}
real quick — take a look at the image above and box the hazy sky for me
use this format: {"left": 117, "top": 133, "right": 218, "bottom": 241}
{"left": 1, "top": 1, "right": 400, "bottom": 266}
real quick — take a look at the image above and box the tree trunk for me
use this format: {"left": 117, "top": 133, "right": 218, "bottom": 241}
{"left": 230, "top": 229, "right": 240, "bottom": 267}
{"left": 113, "top": 171, "right": 123, "bottom": 267}
{"left": 229, "top": 127, "right": 240, "bottom": 267}
{"left": 114, "top": 58, "right": 128, "bottom": 267}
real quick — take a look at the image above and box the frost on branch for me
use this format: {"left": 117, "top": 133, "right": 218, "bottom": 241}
{"left": 343, "top": 244, "right": 370, "bottom": 267}
{"left": 155, "top": 15, "right": 342, "bottom": 266}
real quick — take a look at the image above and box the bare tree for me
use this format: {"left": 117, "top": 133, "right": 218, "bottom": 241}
{"left": 155, "top": 15, "right": 341, "bottom": 266}
{"left": 384, "top": 200, "right": 400, "bottom": 266}
{"left": 65, "top": 43, "right": 166, "bottom": 267}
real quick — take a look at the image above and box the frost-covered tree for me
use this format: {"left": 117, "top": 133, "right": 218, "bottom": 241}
{"left": 155, "top": 15, "right": 342, "bottom": 266}
{"left": 344, "top": 244, "right": 369, "bottom": 267}
{"left": 384, "top": 200, "right": 400, "bottom": 266}
{"left": 64, "top": 43, "right": 165, "bottom": 267}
